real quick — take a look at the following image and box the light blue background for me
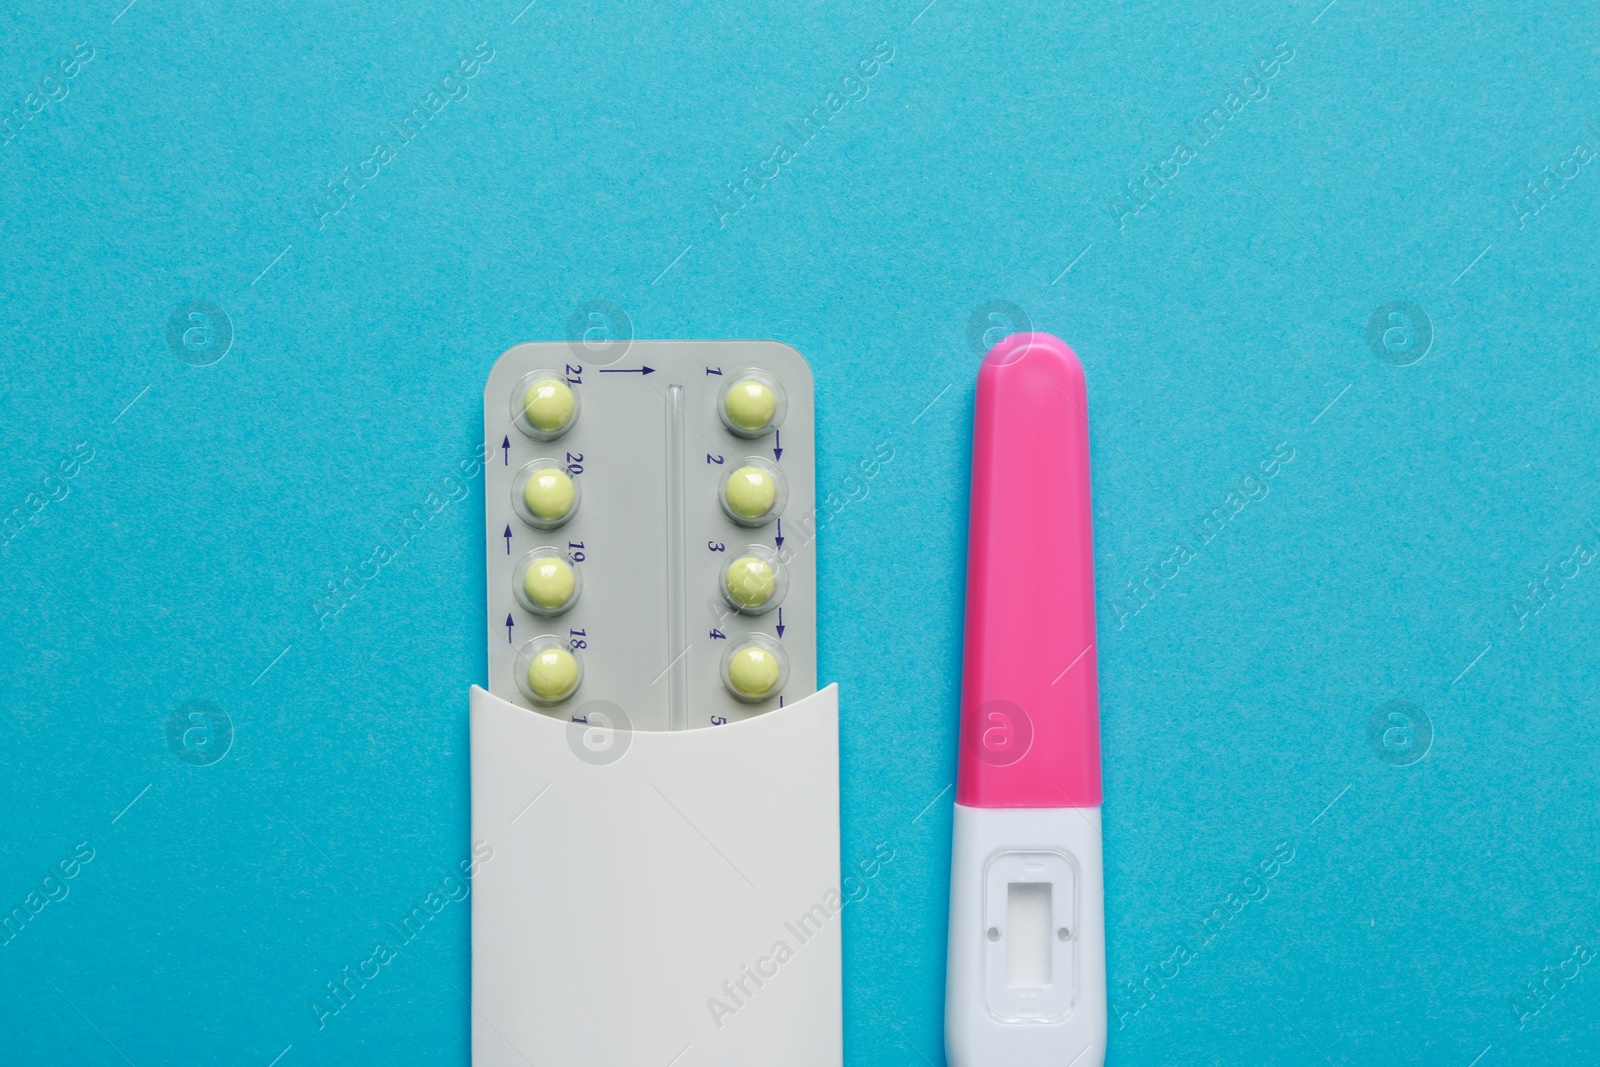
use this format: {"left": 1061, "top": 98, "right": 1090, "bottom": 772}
{"left": 3, "top": 0, "right": 1599, "bottom": 1063}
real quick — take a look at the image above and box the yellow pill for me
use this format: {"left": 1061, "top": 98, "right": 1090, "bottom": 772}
{"left": 522, "top": 556, "right": 575, "bottom": 611}
{"left": 523, "top": 378, "right": 575, "bottom": 433}
{"left": 527, "top": 647, "right": 579, "bottom": 701}
{"left": 725, "top": 466, "right": 777, "bottom": 520}
{"left": 725, "top": 556, "right": 776, "bottom": 609}
{"left": 727, "top": 645, "right": 781, "bottom": 699}
{"left": 724, "top": 379, "right": 777, "bottom": 433}
{"left": 523, "top": 467, "right": 575, "bottom": 522}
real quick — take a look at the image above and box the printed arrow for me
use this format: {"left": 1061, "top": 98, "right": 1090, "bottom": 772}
{"left": 774, "top": 519, "right": 784, "bottom": 549}
{"left": 504, "top": 525, "right": 513, "bottom": 555}
{"left": 775, "top": 608, "right": 785, "bottom": 639}
{"left": 598, "top": 366, "right": 655, "bottom": 375}
{"left": 502, "top": 435, "right": 510, "bottom": 465}
{"left": 773, "top": 430, "right": 782, "bottom": 461}
{"left": 505, "top": 614, "right": 515, "bottom": 644}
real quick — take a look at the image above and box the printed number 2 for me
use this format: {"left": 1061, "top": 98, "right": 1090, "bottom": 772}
{"left": 707, "top": 453, "right": 724, "bottom": 465}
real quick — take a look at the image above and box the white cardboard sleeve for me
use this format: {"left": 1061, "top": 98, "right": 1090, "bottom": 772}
{"left": 469, "top": 683, "right": 843, "bottom": 1066}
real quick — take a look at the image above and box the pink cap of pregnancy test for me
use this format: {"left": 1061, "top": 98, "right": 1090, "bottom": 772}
{"left": 956, "top": 333, "right": 1102, "bottom": 809}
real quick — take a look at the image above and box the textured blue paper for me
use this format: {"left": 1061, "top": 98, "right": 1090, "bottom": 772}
{"left": 3, "top": 0, "right": 1599, "bottom": 1063}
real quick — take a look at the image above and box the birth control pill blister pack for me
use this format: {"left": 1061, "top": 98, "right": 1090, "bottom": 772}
{"left": 468, "top": 341, "right": 841, "bottom": 1067}
{"left": 481, "top": 341, "right": 816, "bottom": 727}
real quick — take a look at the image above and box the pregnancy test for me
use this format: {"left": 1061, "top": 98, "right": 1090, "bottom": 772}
{"left": 945, "top": 333, "right": 1106, "bottom": 1067}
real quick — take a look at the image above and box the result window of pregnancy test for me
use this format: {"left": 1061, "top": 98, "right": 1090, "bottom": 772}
{"left": 1007, "top": 882, "right": 1053, "bottom": 986}
{"left": 983, "top": 848, "right": 1076, "bottom": 1021}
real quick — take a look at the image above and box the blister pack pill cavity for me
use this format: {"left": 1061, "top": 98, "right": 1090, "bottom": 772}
{"left": 483, "top": 341, "right": 816, "bottom": 730}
